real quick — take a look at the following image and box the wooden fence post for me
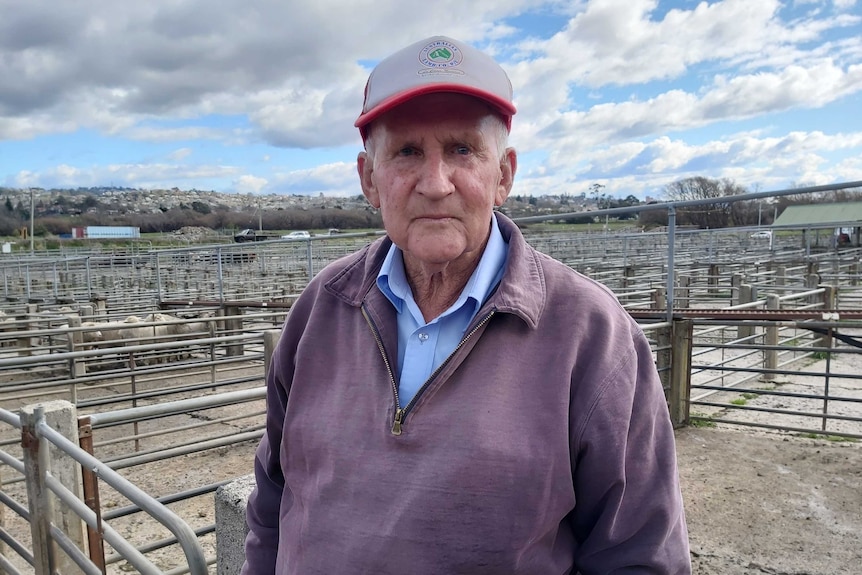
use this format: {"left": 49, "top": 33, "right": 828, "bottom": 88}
{"left": 677, "top": 275, "right": 690, "bottom": 308}
{"left": 731, "top": 273, "right": 743, "bottom": 306}
{"left": 90, "top": 297, "right": 107, "bottom": 318}
{"left": 20, "top": 401, "right": 88, "bottom": 575}
{"left": 669, "top": 319, "right": 693, "bottom": 428}
{"left": 738, "top": 284, "right": 756, "bottom": 341}
{"left": 820, "top": 285, "right": 837, "bottom": 348}
{"left": 652, "top": 285, "right": 666, "bottom": 310}
{"left": 222, "top": 306, "right": 244, "bottom": 357}
{"left": 264, "top": 330, "right": 282, "bottom": 382}
{"left": 821, "top": 284, "right": 836, "bottom": 310}
{"left": 20, "top": 406, "right": 56, "bottom": 575}
{"left": 806, "top": 273, "right": 821, "bottom": 304}
{"left": 66, "top": 315, "right": 85, "bottom": 379}
{"left": 775, "top": 265, "right": 786, "bottom": 287}
{"left": 708, "top": 264, "right": 719, "bottom": 295}
{"left": 623, "top": 265, "right": 635, "bottom": 289}
{"left": 764, "top": 294, "right": 780, "bottom": 381}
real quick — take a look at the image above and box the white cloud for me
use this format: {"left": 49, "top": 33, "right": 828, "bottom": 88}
{"left": 509, "top": 0, "right": 861, "bottom": 140}
{"left": 513, "top": 129, "right": 862, "bottom": 199}
{"left": 168, "top": 148, "right": 193, "bottom": 161}
{"left": 126, "top": 126, "right": 228, "bottom": 144}
{"left": 0, "top": 0, "right": 543, "bottom": 146}
{"left": 519, "top": 58, "right": 862, "bottom": 173}
{"left": 1, "top": 1, "right": 860, "bottom": 197}
{"left": 7, "top": 162, "right": 240, "bottom": 190}
{"left": 270, "top": 162, "right": 359, "bottom": 196}
{"left": 233, "top": 175, "right": 268, "bottom": 194}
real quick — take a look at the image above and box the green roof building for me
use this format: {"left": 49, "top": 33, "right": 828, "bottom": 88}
{"left": 773, "top": 202, "right": 862, "bottom": 247}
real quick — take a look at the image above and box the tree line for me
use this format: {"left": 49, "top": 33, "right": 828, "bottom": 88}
{"left": 637, "top": 177, "right": 862, "bottom": 230}
{"left": 3, "top": 177, "right": 861, "bottom": 238}
{"left": 0, "top": 195, "right": 383, "bottom": 237}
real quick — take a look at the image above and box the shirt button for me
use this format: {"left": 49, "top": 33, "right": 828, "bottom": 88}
{"left": 418, "top": 332, "right": 429, "bottom": 342}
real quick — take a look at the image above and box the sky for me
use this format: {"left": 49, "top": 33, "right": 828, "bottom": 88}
{"left": 1, "top": 0, "right": 861, "bottom": 200}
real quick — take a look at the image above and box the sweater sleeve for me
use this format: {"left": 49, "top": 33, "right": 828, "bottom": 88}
{"left": 570, "top": 328, "right": 691, "bottom": 574}
{"left": 241, "top": 328, "right": 294, "bottom": 575}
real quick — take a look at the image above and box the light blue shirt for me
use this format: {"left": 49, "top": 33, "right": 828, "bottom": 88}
{"left": 377, "top": 215, "right": 509, "bottom": 405}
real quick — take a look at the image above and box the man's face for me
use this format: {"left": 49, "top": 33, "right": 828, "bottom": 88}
{"left": 357, "top": 93, "right": 516, "bottom": 273}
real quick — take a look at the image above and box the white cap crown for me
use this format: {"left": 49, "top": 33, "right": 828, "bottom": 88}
{"left": 355, "top": 36, "right": 516, "bottom": 137}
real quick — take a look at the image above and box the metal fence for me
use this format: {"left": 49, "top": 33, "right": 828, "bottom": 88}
{"left": 5, "top": 308, "right": 862, "bottom": 573}
{"left": 0, "top": 310, "right": 285, "bottom": 574}
{"left": 4, "top": 181, "right": 862, "bottom": 573}
{"left": 1, "top": 405, "right": 209, "bottom": 575}
{"left": 684, "top": 314, "right": 862, "bottom": 439}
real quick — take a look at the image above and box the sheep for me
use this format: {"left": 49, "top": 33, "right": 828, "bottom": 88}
{"left": 168, "top": 312, "right": 217, "bottom": 361}
{"left": 99, "top": 315, "right": 145, "bottom": 347}
{"left": 80, "top": 321, "right": 105, "bottom": 348}
{"left": 0, "top": 310, "right": 16, "bottom": 348}
{"left": 56, "top": 311, "right": 217, "bottom": 368}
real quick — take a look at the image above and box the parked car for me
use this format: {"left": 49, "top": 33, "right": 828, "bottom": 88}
{"left": 281, "top": 231, "right": 311, "bottom": 239}
{"left": 750, "top": 230, "right": 772, "bottom": 239}
{"left": 234, "top": 229, "right": 281, "bottom": 242}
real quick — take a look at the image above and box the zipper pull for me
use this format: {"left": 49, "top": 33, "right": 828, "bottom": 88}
{"left": 391, "top": 408, "right": 404, "bottom": 436}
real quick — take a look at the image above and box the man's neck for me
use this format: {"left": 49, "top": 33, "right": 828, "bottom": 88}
{"left": 403, "top": 249, "right": 483, "bottom": 322}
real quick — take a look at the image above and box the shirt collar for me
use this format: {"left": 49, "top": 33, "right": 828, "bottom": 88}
{"left": 376, "top": 215, "right": 509, "bottom": 319}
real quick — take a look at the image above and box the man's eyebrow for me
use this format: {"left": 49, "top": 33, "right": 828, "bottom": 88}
{"left": 391, "top": 138, "right": 421, "bottom": 150}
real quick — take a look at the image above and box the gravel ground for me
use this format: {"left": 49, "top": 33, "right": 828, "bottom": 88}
{"left": 677, "top": 426, "right": 862, "bottom": 574}
{"left": 680, "top": 337, "right": 862, "bottom": 574}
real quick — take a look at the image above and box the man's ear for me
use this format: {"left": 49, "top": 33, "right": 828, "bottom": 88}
{"left": 495, "top": 147, "right": 517, "bottom": 206}
{"left": 357, "top": 151, "right": 380, "bottom": 208}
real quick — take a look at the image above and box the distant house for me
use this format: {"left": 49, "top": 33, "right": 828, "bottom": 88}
{"left": 71, "top": 226, "right": 141, "bottom": 239}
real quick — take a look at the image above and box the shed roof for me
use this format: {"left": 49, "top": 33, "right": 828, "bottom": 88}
{"left": 773, "top": 202, "right": 862, "bottom": 228}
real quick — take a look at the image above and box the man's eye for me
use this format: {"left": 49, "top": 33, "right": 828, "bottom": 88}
{"left": 454, "top": 145, "right": 471, "bottom": 155}
{"left": 397, "top": 147, "right": 416, "bottom": 156}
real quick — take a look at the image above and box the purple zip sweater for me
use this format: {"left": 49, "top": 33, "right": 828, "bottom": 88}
{"left": 243, "top": 213, "right": 691, "bottom": 574}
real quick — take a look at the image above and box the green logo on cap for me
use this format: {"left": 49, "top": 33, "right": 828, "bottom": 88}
{"left": 428, "top": 47, "right": 453, "bottom": 62}
{"left": 419, "top": 40, "right": 462, "bottom": 68}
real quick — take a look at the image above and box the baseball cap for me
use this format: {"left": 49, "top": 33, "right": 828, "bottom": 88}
{"left": 355, "top": 35, "right": 516, "bottom": 139}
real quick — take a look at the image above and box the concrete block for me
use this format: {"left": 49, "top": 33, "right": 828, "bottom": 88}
{"left": 215, "top": 474, "right": 256, "bottom": 575}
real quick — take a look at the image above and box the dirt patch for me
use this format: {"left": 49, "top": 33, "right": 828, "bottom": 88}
{"left": 678, "top": 426, "right": 862, "bottom": 574}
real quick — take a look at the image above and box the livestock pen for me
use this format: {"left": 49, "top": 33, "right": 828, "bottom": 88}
{"left": 4, "top": 180, "right": 862, "bottom": 573}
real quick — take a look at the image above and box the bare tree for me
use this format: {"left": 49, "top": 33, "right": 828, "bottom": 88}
{"left": 663, "top": 177, "right": 747, "bottom": 229}
{"left": 590, "top": 183, "right": 606, "bottom": 209}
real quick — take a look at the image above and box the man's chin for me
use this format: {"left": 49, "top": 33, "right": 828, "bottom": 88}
{"left": 403, "top": 241, "right": 469, "bottom": 269}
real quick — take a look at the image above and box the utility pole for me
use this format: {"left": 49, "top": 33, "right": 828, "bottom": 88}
{"left": 29, "top": 187, "right": 35, "bottom": 254}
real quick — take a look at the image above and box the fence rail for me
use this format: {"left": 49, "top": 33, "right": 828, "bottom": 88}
{"left": 2, "top": 405, "right": 210, "bottom": 575}
{"left": 4, "top": 186, "right": 862, "bottom": 572}
{"left": 4, "top": 314, "right": 862, "bottom": 572}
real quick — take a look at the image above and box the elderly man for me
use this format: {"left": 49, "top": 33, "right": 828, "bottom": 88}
{"left": 243, "top": 36, "right": 690, "bottom": 574}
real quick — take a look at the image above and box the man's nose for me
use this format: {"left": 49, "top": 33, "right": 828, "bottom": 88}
{"left": 414, "top": 154, "right": 455, "bottom": 198}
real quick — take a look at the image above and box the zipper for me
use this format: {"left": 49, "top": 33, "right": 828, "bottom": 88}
{"left": 361, "top": 305, "right": 402, "bottom": 432}
{"left": 363, "top": 304, "right": 496, "bottom": 436}
{"left": 392, "top": 408, "right": 404, "bottom": 435}
{"left": 401, "top": 310, "right": 496, "bottom": 417}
